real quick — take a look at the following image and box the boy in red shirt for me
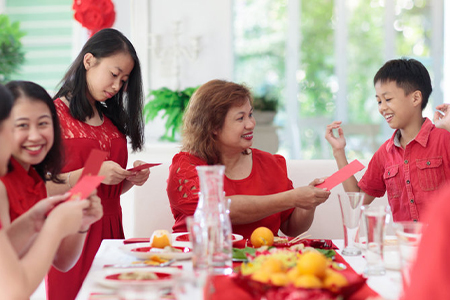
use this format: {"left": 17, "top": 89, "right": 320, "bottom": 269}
{"left": 325, "top": 58, "right": 450, "bottom": 222}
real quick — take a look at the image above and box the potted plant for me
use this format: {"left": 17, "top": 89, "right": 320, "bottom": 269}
{"left": 0, "top": 14, "right": 26, "bottom": 84}
{"left": 143, "top": 86, "right": 199, "bottom": 142}
{"left": 252, "top": 92, "right": 278, "bottom": 125}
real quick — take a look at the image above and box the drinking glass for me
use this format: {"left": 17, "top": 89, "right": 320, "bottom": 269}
{"left": 395, "top": 221, "right": 424, "bottom": 289}
{"left": 338, "top": 192, "right": 365, "bottom": 256}
{"left": 361, "top": 205, "right": 390, "bottom": 275}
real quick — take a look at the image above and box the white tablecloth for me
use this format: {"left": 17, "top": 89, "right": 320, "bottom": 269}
{"left": 76, "top": 239, "right": 403, "bottom": 300}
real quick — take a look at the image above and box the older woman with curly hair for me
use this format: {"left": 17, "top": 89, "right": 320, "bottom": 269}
{"left": 167, "top": 79, "right": 330, "bottom": 239}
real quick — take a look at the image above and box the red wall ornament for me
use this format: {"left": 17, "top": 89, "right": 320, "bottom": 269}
{"left": 73, "top": 0, "right": 116, "bottom": 37}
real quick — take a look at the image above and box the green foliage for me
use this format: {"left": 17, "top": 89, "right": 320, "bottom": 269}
{"left": 143, "top": 86, "right": 199, "bottom": 142}
{"left": 0, "top": 14, "right": 26, "bottom": 84}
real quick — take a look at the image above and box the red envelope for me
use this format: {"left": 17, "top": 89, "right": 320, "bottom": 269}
{"left": 315, "top": 159, "right": 365, "bottom": 191}
{"left": 80, "top": 149, "right": 108, "bottom": 179}
{"left": 67, "top": 175, "right": 105, "bottom": 201}
{"left": 127, "top": 163, "right": 162, "bottom": 172}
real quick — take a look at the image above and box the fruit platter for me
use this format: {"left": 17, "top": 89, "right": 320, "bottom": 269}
{"left": 232, "top": 227, "right": 366, "bottom": 299}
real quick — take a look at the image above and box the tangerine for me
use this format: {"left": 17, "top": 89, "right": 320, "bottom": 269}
{"left": 250, "top": 227, "right": 274, "bottom": 247}
{"left": 323, "top": 269, "right": 348, "bottom": 292}
{"left": 270, "top": 272, "right": 289, "bottom": 286}
{"left": 150, "top": 230, "right": 171, "bottom": 248}
{"left": 294, "top": 274, "right": 323, "bottom": 289}
{"left": 296, "top": 251, "right": 328, "bottom": 279}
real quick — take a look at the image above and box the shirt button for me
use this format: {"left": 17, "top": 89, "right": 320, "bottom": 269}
{"left": 427, "top": 161, "right": 431, "bottom": 165}
{"left": 413, "top": 219, "right": 418, "bottom": 222}
{"left": 410, "top": 199, "right": 414, "bottom": 203}
{"left": 406, "top": 180, "right": 410, "bottom": 184}
{"left": 404, "top": 160, "right": 408, "bottom": 164}
{"left": 388, "top": 172, "right": 390, "bottom": 176}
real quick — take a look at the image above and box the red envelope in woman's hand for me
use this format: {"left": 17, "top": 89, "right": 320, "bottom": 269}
{"left": 68, "top": 175, "right": 105, "bottom": 201}
{"left": 127, "top": 163, "right": 162, "bottom": 172}
{"left": 315, "top": 159, "right": 365, "bottom": 191}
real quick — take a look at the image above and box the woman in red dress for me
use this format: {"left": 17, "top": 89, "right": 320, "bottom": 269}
{"left": 0, "top": 84, "right": 93, "bottom": 299}
{"left": 167, "top": 80, "right": 331, "bottom": 239}
{"left": 45, "top": 28, "right": 150, "bottom": 300}
{"left": 0, "top": 80, "right": 103, "bottom": 267}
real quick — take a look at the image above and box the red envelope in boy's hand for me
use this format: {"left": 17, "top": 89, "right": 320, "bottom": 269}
{"left": 68, "top": 175, "right": 105, "bottom": 201}
{"left": 80, "top": 149, "right": 108, "bottom": 179}
{"left": 315, "top": 159, "right": 365, "bottom": 191}
{"left": 127, "top": 163, "right": 162, "bottom": 172}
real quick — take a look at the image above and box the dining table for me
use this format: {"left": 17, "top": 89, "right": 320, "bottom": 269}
{"left": 76, "top": 238, "right": 403, "bottom": 300}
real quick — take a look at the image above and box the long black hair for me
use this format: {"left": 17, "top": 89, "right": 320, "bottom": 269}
{"left": 6, "top": 81, "right": 64, "bottom": 183}
{"left": 0, "top": 84, "right": 13, "bottom": 124}
{"left": 55, "top": 28, "right": 145, "bottom": 151}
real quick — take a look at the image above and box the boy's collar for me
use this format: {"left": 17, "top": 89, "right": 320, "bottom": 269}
{"left": 387, "top": 118, "right": 432, "bottom": 150}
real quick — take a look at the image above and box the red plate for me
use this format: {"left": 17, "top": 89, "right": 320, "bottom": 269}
{"left": 106, "top": 272, "right": 172, "bottom": 282}
{"left": 131, "top": 246, "right": 191, "bottom": 253}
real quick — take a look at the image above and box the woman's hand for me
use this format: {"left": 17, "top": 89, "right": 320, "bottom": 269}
{"left": 291, "top": 179, "right": 330, "bottom": 210}
{"left": 27, "top": 193, "right": 71, "bottom": 233}
{"left": 325, "top": 121, "right": 346, "bottom": 153}
{"left": 434, "top": 104, "right": 450, "bottom": 132}
{"left": 45, "top": 199, "right": 90, "bottom": 237}
{"left": 99, "top": 160, "right": 133, "bottom": 185}
{"left": 79, "top": 194, "right": 103, "bottom": 232}
{"left": 126, "top": 160, "right": 151, "bottom": 186}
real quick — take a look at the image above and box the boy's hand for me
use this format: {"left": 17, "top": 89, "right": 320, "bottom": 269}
{"left": 434, "top": 104, "right": 450, "bottom": 132}
{"left": 325, "top": 121, "right": 346, "bottom": 152}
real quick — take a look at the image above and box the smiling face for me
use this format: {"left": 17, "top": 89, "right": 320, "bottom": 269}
{"left": 84, "top": 51, "right": 134, "bottom": 104}
{"left": 11, "top": 97, "right": 54, "bottom": 171}
{"left": 0, "top": 115, "right": 14, "bottom": 176}
{"left": 375, "top": 80, "right": 421, "bottom": 130}
{"left": 215, "top": 98, "right": 256, "bottom": 154}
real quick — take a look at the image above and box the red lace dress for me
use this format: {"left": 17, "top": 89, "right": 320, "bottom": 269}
{"left": 46, "top": 98, "right": 128, "bottom": 300}
{"left": 167, "top": 148, "right": 295, "bottom": 239}
{"left": 0, "top": 157, "right": 47, "bottom": 222}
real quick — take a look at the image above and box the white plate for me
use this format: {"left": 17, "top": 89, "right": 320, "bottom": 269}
{"left": 93, "top": 267, "right": 180, "bottom": 289}
{"left": 172, "top": 232, "right": 244, "bottom": 245}
{"left": 119, "top": 243, "right": 192, "bottom": 260}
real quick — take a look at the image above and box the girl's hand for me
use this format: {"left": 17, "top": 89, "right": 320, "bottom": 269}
{"left": 126, "top": 160, "right": 151, "bottom": 186}
{"left": 27, "top": 193, "right": 71, "bottom": 232}
{"left": 99, "top": 160, "right": 133, "bottom": 185}
{"left": 325, "top": 121, "right": 346, "bottom": 151}
{"left": 434, "top": 104, "right": 450, "bottom": 132}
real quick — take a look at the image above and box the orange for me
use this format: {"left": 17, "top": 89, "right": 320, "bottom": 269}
{"left": 294, "top": 274, "right": 323, "bottom": 289}
{"left": 150, "top": 230, "right": 171, "bottom": 248}
{"left": 323, "top": 269, "right": 348, "bottom": 292}
{"left": 296, "top": 251, "right": 328, "bottom": 279}
{"left": 250, "top": 227, "right": 274, "bottom": 247}
{"left": 251, "top": 270, "right": 271, "bottom": 283}
{"left": 260, "top": 257, "right": 285, "bottom": 273}
{"left": 270, "top": 272, "right": 289, "bottom": 286}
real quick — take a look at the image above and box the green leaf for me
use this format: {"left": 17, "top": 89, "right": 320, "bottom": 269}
{"left": 232, "top": 247, "right": 257, "bottom": 260}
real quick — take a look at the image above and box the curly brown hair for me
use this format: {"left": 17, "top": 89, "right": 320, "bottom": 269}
{"left": 181, "top": 79, "right": 253, "bottom": 165}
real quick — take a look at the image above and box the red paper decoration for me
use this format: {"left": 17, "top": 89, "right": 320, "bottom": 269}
{"left": 73, "top": 0, "right": 116, "bottom": 37}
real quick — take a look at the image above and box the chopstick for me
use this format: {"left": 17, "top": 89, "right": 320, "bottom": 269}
{"left": 289, "top": 231, "right": 311, "bottom": 244}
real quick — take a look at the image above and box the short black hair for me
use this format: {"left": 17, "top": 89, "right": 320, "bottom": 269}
{"left": 373, "top": 58, "right": 432, "bottom": 110}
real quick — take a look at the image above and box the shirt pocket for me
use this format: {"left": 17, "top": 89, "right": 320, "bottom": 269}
{"left": 416, "top": 157, "right": 445, "bottom": 191}
{"left": 383, "top": 165, "right": 401, "bottom": 198}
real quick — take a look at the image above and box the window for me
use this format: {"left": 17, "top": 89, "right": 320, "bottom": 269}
{"left": 234, "top": 0, "right": 445, "bottom": 159}
{"left": 5, "top": 0, "right": 73, "bottom": 94}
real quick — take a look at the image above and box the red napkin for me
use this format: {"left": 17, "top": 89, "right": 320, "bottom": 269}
{"left": 123, "top": 238, "right": 150, "bottom": 244}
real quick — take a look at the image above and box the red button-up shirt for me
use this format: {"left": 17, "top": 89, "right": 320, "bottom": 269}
{"left": 359, "top": 118, "right": 450, "bottom": 222}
